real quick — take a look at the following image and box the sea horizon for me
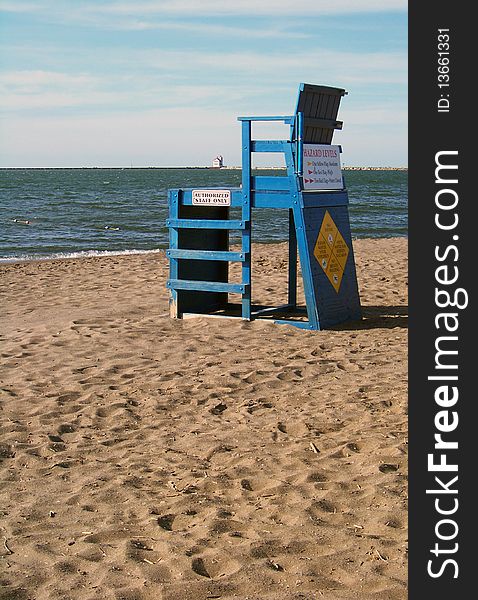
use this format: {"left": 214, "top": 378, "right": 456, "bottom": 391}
{"left": 1, "top": 167, "right": 408, "bottom": 263}
{"left": 0, "top": 165, "right": 408, "bottom": 171}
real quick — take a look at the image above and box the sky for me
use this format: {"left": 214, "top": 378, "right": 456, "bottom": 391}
{"left": 0, "top": 1, "right": 407, "bottom": 168}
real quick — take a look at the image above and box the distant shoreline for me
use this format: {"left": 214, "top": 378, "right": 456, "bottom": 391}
{"left": 0, "top": 166, "right": 408, "bottom": 171}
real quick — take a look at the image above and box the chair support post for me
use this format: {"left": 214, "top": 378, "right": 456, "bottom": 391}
{"left": 288, "top": 208, "right": 297, "bottom": 308}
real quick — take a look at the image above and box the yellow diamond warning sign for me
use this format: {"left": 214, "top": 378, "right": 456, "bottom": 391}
{"left": 313, "top": 211, "right": 350, "bottom": 292}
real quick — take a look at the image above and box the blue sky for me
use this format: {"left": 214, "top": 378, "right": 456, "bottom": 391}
{"left": 0, "top": 1, "right": 407, "bottom": 168}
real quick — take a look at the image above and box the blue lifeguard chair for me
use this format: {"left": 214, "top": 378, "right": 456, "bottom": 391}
{"left": 166, "top": 83, "right": 361, "bottom": 330}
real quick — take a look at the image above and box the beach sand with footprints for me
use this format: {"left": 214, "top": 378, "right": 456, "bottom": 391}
{"left": 0, "top": 238, "right": 407, "bottom": 600}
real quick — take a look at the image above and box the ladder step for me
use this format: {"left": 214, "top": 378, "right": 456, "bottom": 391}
{"left": 167, "top": 279, "right": 247, "bottom": 294}
{"left": 166, "top": 218, "right": 247, "bottom": 230}
{"left": 166, "top": 249, "right": 246, "bottom": 262}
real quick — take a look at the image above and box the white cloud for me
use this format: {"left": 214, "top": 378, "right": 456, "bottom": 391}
{"left": 0, "top": 70, "right": 106, "bottom": 110}
{"left": 1, "top": 1, "right": 405, "bottom": 39}
{"left": 172, "top": 48, "right": 405, "bottom": 83}
{"left": 0, "top": 43, "right": 406, "bottom": 113}
{"left": 102, "top": 19, "right": 310, "bottom": 38}
{"left": 0, "top": 102, "right": 407, "bottom": 168}
{"left": 87, "top": 0, "right": 407, "bottom": 17}
{"left": 0, "top": 1, "right": 43, "bottom": 12}
{"left": 0, "top": 1, "right": 407, "bottom": 166}
{"left": 0, "top": 67, "right": 246, "bottom": 111}
{"left": 0, "top": 0, "right": 408, "bottom": 17}
{"left": 0, "top": 91, "right": 114, "bottom": 111}
{"left": 0, "top": 70, "right": 96, "bottom": 87}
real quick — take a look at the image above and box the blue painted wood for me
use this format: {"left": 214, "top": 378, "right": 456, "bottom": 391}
{"left": 304, "top": 117, "right": 343, "bottom": 130}
{"left": 166, "top": 188, "right": 349, "bottom": 213}
{"left": 287, "top": 132, "right": 321, "bottom": 328}
{"left": 166, "top": 218, "right": 246, "bottom": 230}
{"left": 166, "top": 249, "right": 245, "bottom": 262}
{"left": 251, "top": 140, "right": 290, "bottom": 153}
{"left": 173, "top": 204, "right": 230, "bottom": 315}
{"left": 167, "top": 279, "right": 246, "bottom": 294}
{"left": 252, "top": 192, "right": 293, "bottom": 209}
{"left": 296, "top": 111, "right": 304, "bottom": 177}
{"left": 241, "top": 119, "right": 252, "bottom": 320}
{"left": 301, "top": 205, "right": 361, "bottom": 328}
{"left": 251, "top": 176, "right": 291, "bottom": 191}
{"left": 166, "top": 82, "right": 361, "bottom": 331}
{"left": 293, "top": 83, "right": 346, "bottom": 145}
{"left": 282, "top": 133, "right": 320, "bottom": 329}
{"left": 293, "top": 195, "right": 320, "bottom": 330}
{"left": 301, "top": 191, "right": 349, "bottom": 208}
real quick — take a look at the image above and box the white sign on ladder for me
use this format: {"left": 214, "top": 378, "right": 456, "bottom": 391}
{"left": 192, "top": 189, "right": 231, "bottom": 206}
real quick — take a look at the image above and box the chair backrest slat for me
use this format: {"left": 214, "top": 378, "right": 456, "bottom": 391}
{"left": 293, "top": 83, "right": 346, "bottom": 144}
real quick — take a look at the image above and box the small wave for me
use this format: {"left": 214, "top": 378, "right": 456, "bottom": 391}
{"left": 0, "top": 248, "right": 165, "bottom": 264}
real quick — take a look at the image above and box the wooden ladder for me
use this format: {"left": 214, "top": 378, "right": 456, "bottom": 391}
{"left": 166, "top": 189, "right": 252, "bottom": 319}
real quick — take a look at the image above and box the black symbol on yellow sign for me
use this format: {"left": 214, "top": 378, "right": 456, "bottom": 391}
{"left": 313, "top": 211, "right": 350, "bottom": 292}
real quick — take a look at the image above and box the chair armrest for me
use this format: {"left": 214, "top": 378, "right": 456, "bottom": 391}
{"left": 237, "top": 115, "right": 295, "bottom": 124}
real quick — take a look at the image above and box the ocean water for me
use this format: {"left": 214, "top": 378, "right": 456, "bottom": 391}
{"left": 0, "top": 168, "right": 407, "bottom": 262}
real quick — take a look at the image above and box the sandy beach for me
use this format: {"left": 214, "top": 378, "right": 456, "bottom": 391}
{"left": 0, "top": 238, "right": 407, "bottom": 600}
